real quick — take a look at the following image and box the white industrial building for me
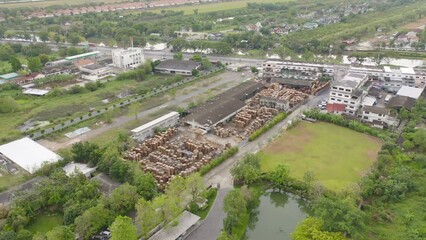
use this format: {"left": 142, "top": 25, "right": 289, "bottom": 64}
{"left": 131, "top": 111, "right": 180, "bottom": 141}
{"left": 112, "top": 47, "right": 144, "bottom": 69}
{"left": 328, "top": 73, "right": 369, "bottom": 115}
{"left": 0, "top": 137, "right": 62, "bottom": 174}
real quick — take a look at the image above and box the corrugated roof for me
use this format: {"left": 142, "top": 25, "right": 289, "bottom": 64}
{"left": 155, "top": 60, "right": 200, "bottom": 72}
{"left": 0, "top": 137, "right": 62, "bottom": 173}
{"left": 0, "top": 72, "right": 19, "bottom": 80}
{"left": 131, "top": 112, "right": 179, "bottom": 133}
{"left": 149, "top": 211, "right": 200, "bottom": 240}
{"left": 396, "top": 86, "right": 424, "bottom": 100}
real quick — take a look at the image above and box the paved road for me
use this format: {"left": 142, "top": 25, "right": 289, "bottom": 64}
{"left": 38, "top": 71, "right": 253, "bottom": 150}
{"left": 186, "top": 89, "right": 330, "bottom": 240}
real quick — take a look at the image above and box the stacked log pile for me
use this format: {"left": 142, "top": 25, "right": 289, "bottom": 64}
{"left": 125, "top": 134, "right": 221, "bottom": 187}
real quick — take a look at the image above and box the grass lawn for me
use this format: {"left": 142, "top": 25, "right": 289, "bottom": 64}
{"left": 260, "top": 122, "right": 382, "bottom": 190}
{"left": 148, "top": 0, "right": 293, "bottom": 15}
{"left": 0, "top": 172, "right": 26, "bottom": 191}
{"left": 27, "top": 213, "right": 63, "bottom": 234}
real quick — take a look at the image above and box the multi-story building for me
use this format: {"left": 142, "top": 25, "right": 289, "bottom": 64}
{"left": 328, "top": 73, "right": 369, "bottom": 115}
{"left": 79, "top": 64, "right": 112, "bottom": 81}
{"left": 112, "top": 47, "right": 144, "bottom": 69}
{"left": 361, "top": 106, "right": 397, "bottom": 129}
{"left": 261, "top": 60, "right": 334, "bottom": 80}
{"left": 261, "top": 60, "right": 426, "bottom": 91}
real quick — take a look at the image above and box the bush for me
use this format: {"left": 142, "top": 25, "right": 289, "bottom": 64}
{"left": 199, "top": 147, "right": 239, "bottom": 175}
{"left": 249, "top": 112, "right": 288, "bottom": 141}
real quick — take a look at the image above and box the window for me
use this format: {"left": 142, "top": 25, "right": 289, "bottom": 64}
{"left": 365, "top": 111, "right": 369, "bottom": 114}
{"left": 363, "top": 116, "right": 368, "bottom": 119}
{"left": 339, "top": 88, "right": 344, "bottom": 91}
{"left": 345, "top": 89, "right": 351, "bottom": 92}
{"left": 332, "top": 86, "right": 337, "bottom": 89}
{"left": 344, "top": 100, "right": 348, "bottom": 103}
{"left": 331, "top": 98, "right": 335, "bottom": 100}
{"left": 338, "top": 94, "right": 342, "bottom": 96}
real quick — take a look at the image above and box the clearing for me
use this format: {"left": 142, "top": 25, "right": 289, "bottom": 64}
{"left": 27, "top": 213, "right": 63, "bottom": 234}
{"left": 260, "top": 122, "right": 382, "bottom": 190}
{"left": 148, "top": 0, "right": 293, "bottom": 15}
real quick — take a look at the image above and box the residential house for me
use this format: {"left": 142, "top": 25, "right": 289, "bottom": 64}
{"left": 361, "top": 106, "right": 397, "bottom": 129}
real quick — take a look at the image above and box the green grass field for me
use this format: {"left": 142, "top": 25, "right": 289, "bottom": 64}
{"left": 260, "top": 122, "right": 382, "bottom": 190}
{"left": 0, "top": 172, "right": 26, "bottom": 191}
{"left": 148, "top": 0, "right": 293, "bottom": 15}
{"left": 27, "top": 213, "right": 63, "bottom": 234}
{"left": 0, "top": 0, "right": 127, "bottom": 9}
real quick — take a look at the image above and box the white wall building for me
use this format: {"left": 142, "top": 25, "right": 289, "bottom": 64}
{"left": 328, "top": 73, "right": 369, "bottom": 115}
{"left": 361, "top": 106, "right": 397, "bottom": 129}
{"left": 131, "top": 111, "right": 180, "bottom": 141}
{"left": 112, "top": 47, "right": 144, "bottom": 69}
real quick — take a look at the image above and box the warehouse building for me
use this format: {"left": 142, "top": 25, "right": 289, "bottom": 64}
{"left": 183, "top": 81, "right": 264, "bottom": 131}
{"left": 155, "top": 60, "right": 200, "bottom": 76}
{"left": 131, "top": 111, "right": 180, "bottom": 141}
{"left": 0, "top": 137, "right": 62, "bottom": 174}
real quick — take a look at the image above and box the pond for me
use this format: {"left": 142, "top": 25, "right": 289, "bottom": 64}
{"left": 244, "top": 190, "right": 308, "bottom": 240}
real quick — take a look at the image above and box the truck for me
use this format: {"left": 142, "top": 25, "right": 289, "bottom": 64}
{"left": 384, "top": 94, "right": 392, "bottom": 103}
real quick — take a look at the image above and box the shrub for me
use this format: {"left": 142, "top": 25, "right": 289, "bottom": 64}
{"left": 199, "top": 147, "right": 239, "bottom": 175}
{"left": 249, "top": 112, "right": 288, "bottom": 141}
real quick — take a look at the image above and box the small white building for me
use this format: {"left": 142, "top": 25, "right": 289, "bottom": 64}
{"left": 0, "top": 137, "right": 62, "bottom": 174}
{"left": 361, "top": 106, "right": 397, "bottom": 129}
{"left": 131, "top": 112, "right": 180, "bottom": 141}
{"left": 79, "top": 64, "right": 112, "bottom": 81}
{"left": 111, "top": 47, "right": 144, "bottom": 69}
{"left": 63, "top": 162, "right": 97, "bottom": 177}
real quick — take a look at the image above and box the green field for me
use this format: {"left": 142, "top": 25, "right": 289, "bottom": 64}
{"left": 0, "top": 0, "right": 127, "bottom": 8}
{"left": 148, "top": 0, "right": 293, "bottom": 15}
{"left": 0, "top": 173, "right": 26, "bottom": 191}
{"left": 27, "top": 213, "right": 63, "bottom": 234}
{"left": 260, "top": 122, "right": 382, "bottom": 190}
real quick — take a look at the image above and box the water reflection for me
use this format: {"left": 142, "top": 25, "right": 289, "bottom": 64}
{"left": 244, "top": 190, "right": 308, "bottom": 240}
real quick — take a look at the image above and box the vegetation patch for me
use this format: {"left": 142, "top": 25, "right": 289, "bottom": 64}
{"left": 261, "top": 122, "right": 382, "bottom": 189}
{"left": 27, "top": 213, "right": 63, "bottom": 234}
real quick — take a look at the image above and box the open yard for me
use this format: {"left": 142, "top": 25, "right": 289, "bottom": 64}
{"left": 260, "top": 122, "right": 382, "bottom": 190}
{"left": 27, "top": 213, "right": 63, "bottom": 234}
{"left": 147, "top": 0, "right": 293, "bottom": 15}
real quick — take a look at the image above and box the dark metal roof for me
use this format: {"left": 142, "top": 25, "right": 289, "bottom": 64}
{"left": 183, "top": 81, "right": 264, "bottom": 127}
{"left": 387, "top": 96, "right": 416, "bottom": 110}
{"left": 271, "top": 77, "right": 312, "bottom": 87}
{"left": 155, "top": 60, "right": 200, "bottom": 72}
{"left": 362, "top": 106, "right": 390, "bottom": 115}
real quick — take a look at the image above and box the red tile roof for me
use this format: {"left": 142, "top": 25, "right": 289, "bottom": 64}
{"left": 326, "top": 103, "right": 346, "bottom": 113}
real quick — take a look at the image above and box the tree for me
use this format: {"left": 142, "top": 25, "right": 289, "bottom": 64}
{"left": 38, "top": 31, "right": 49, "bottom": 42}
{"left": 46, "top": 226, "right": 74, "bottom": 240}
{"left": 191, "top": 54, "right": 203, "bottom": 62}
{"left": 8, "top": 56, "right": 22, "bottom": 72}
{"left": 136, "top": 198, "right": 161, "bottom": 237}
{"left": 292, "top": 217, "right": 347, "bottom": 240}
{"left": 173, "top": 52, "right": 183, "bottom": 60}
{"left": 192, "top": 69, "right": 199, "bottom": 76}
{"left": 106, "top": 183, "right": 139, "bottom": 215}
{"left": 38, "top": 54, "right": 50, "bottom": 66}
{"left": 27, "top": 57, "right": 42, "bottom": 72}
{"left": 268, "top": 165, "right": 290, "bottom": 190}
{"left": 133, "top": 172, "right": 157, "bottom": 200}
{"left": 312, "top": 195, "right": 365, "bottom": 236}
{"left": 74, "top": 204, "right": 113, "bottom": 240}
{"left": 71, "top": 142, "right": 103, "bottom": 166}
{"left": 201, "top": 58, "right": 212, "bottom": 70}
{"left": 230, "top": 154, "right": 262, "bottom": 185}
{"left": 412, "top": 129, "right": 426, "bottom": 152}
{"left": 223, "top": 189, "right": 247, "bottom": 234}
{"left": 110, "top": 216, "right": 137, "bottom": 240}
{"left": 186, "top": 173, "right": 206, "bottom": 202}
{"left": 16, "top": 229, "right": 33, "bottom": 240}
{"left": 68, "top": 33, "right": 82, "bottom": 46}
{"left": 0, "top": 96, "right": 19, "bottom": 114}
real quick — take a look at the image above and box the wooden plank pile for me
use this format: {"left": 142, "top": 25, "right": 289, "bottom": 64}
{"left": 124, "top": 128, "right": 178, "bottom": 161}
{"left": 127, "top": 135, "right": 221, "bottom": 186}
